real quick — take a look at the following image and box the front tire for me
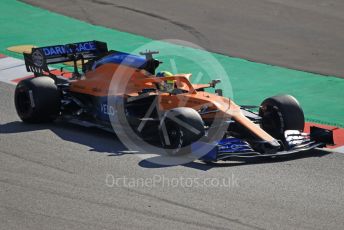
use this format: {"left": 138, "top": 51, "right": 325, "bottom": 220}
{"left": 259, "top": 95, "right": 304, "bottom": 140}
{"left": 159, "top": 107, "right": 205, "bottom": 155}
{"left": 14, "top": 77, "right": 61, "bottom": 123}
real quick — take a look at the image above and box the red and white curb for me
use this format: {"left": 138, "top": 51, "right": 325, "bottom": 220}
{"left": 304, "top": 123, "right": 344, "bottom": 153}
{"left": 1, "top": 53, "right": 343, "bottom": 153}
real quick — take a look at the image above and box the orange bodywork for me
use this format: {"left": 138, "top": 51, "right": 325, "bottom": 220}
{"left": 70, "top": 63, "right": 275, "bottom": 142}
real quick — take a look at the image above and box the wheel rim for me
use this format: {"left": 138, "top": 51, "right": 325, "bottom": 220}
{"left": 160, "top": 120, "right": 184, "bottom": 149}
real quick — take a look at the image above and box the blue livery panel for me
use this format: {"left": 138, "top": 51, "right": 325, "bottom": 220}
{"left": 92, "top": 52, "right": 147, "bottom": 70}
{"left": 93, "top": 96, "right": 126, "bottom": 123}
{"left": 217, "top": 138, "right": 253, "bottom": 153}
{"left": 195, "top": 138, "right": 255, "bottom": 161}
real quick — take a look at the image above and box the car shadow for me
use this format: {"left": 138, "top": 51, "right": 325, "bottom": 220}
{"left": 0, "top": 120, "right": 129, "bottom": 155}
{"left": 1, "top": 121, "right": 332, "bottom": 170}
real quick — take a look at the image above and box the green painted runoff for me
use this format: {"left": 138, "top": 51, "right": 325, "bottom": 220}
{"left": 0, "top": 0, "right": 343, "bottom": 127}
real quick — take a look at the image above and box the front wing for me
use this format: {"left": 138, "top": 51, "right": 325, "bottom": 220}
{"left": 194, "top": 127, "right": 334, "bottom": 161}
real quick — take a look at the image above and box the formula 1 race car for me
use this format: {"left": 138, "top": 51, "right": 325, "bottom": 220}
{"left": 14, "top": 40, "right": 334, "bottom": 161}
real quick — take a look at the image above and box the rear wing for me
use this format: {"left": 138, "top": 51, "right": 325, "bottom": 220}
{"left": 23, "top": 40, "right": 108, "bottom": 76}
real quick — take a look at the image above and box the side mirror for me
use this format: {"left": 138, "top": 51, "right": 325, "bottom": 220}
{"left": 215, "top": 89, "right": 223, "bottom": 96}
{"left": 210, "top": 79, "right": 221, "bottom": 88}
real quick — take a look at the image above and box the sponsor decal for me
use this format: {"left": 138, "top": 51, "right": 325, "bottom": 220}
{"left": 101, "top": 103, "right": 115, "bottom": 116}
{"left": 42, "top": 41, "right": 96, "bottom": 56}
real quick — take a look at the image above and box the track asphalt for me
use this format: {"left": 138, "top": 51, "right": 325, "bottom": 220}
{"left": 22, "top": 0, "right": 344, "bottom": 79}
{"left": 1, "top": 1, "right": 344, "bottom": 229}
{"left": 1, "top": 80, "right": 344, "bottom": 229}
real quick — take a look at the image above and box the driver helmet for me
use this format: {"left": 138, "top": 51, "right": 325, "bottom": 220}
{"left": 156, "top": 71, "right": 175, "bottom": 91}
{"left": 156, "top": 71, "right": 173, "bottom": 78}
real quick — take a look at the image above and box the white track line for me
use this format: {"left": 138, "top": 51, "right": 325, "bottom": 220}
{"left": 333, "top": 146, "right": 344, "bottom": 154}
{"left": 0, "top": 56, "right": 30, "bottom": 85}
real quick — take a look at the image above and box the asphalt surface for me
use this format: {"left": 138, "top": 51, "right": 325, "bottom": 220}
{"left": 1, "top": 1, "right": 344, "bottom": 229}
{"left": 22, "top": 0, "right": 344, "bottom": 78}
{"left": 1, "top": 82, "right": 344, "bottom": 230}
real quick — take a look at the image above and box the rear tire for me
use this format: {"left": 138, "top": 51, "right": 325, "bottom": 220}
{"left": 259, "top": 95, "right": 304, "bottom": 140}
{"left": 159, "top": 107, "right": 205, "bottom": 155}
{"left": 14, "top": 77, "right": 61, "bottom": 123}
